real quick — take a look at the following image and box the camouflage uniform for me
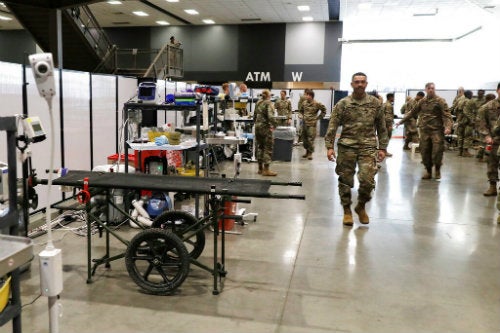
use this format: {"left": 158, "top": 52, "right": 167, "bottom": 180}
{"left": 325, "top": 94, "right": 389, "bottom": 206}
{"left": 478, "top": 97, "right": 500, "bottom": 183}
{"left": 450, "top": 94, "right": 465, "bottom": 117}
{"left": 297, "top": 95, "right": 307, "bottom": 142}
{"left": 400, "top": 95, "right": 452, "bottom": 171}
{"left": 456, "top": 98, "right": 476, "bottom": 152}
{"left": 253, "top": 99, "right": 277, "bottom": 164}
{"left": 401, "top": 98, "right": 419, "bottom": 147}
{"left": 383, "top": 100, "right": 394, "bottom": 141}
{"left": 299, "top": 99, "right": 326, "bottom": 154}
{"left": 274, "top": 98, "right": 292, "bottom": 126}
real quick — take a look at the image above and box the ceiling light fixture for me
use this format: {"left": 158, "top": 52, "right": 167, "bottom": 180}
{"left": 166, "top": 0, "right": 179, "bottom": 2}
{"left": 156, "top": 20, "right": 170, "bottom": 25}
{"left": 0, "top": 15, "right": 12, "bottom": 21}
{"left": 302, "top": 16, "right": 313, "bottom": 21}
{"left": 297, "top": 5, "right": 310, "bottom": 11}
{"left": 107, "top": 0, "right": 122, "bottom": 4}
{"left": 0, "top": 2, "right": 6, "bottom": 7}
{"left": 203, "top": 19, "right": 215, "bottom": 24}
{"left": 184, "top": 9, "right": 199, "bottom": 15}
{"left": 132, "top": 11, "right": 149, "bottom": 16}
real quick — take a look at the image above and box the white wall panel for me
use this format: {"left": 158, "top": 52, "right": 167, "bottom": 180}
{"left": 62, "top": 71, "right": 91, "bottom": 170}
{"left": 91, "top": 74, "right": 116, "bottom": 166}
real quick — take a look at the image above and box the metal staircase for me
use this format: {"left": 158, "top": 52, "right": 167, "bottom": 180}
{"left": 6, "top": 2, "right": 183, "bottom": 79}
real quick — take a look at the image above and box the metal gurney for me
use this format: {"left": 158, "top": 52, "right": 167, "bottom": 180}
{"left": 51, "top": 170, "right": 305, "bottom": 295}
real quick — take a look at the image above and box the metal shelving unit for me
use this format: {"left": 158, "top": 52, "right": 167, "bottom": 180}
{"left": 0, "top": 116, "right": 34, "bottom": 333}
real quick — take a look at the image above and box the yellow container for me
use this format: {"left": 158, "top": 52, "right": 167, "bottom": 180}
{"left": 176, "top": 167, "right": 204, "bottom": 177}
{"left": 147, "top": 131, "right": 181, "bottom": 145}
{"left": 0, "top": 276, "right": 11, "bottom": 313}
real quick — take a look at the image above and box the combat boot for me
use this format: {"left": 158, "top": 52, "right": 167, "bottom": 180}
{"left": 258, "top": 163, "right": 263, "bottom": 175}
{"left": 307, "top": 152, "right": 313, "bottom": 160}
{"left": 262, "top": 164, "right": 277, "bottom": 176}
{"left": 343, "top": 206, "right": 353, "bottom": 226}
{"left": 422, "top": 168, "right": 432, "bottom": 179}
{"left": 497, "top": 215, "right": 500, "bottom": 224}
{"left": 354, "top": 202, "right": 369, "bottom": 224}
{"left": 435, "top": 166, "right": 441, "bottom": 179}
{"left": 302, "top": 151, "right": 309, "bottom": 158}
{"left": 483, "top": 182, "right": 497, "bottom": 196}
{"left": 462, "top": 149, "right": 473, "bottom": 157}
{"left": 403, "top": 142, "right": 410, "bottom": 150}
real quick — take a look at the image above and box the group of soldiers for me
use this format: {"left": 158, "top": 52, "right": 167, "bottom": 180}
{"left": 398, "top": 83, "right": 500, "bottom": 198}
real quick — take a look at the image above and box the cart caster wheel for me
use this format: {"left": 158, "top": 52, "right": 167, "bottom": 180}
{"left": 153, "top": 210, "right": 206, "bottom": 259}
{"left": 125, "top": 228, "right": 190, "bottom": 294}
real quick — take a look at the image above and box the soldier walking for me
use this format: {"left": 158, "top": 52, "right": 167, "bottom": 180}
{"left": 325, "top": 72, "right": 388, "bottom": 226}
{"left": 397, "top": 82, "right": 453, "bottom": 180}
{"left": 254, "top": 89, "right": 278, "bottom": 176}
{"left": 299, "top": 90, "right": 326, "bottom": 160}
{"left": 477, "top": 83, "right": 500, "bottom": 196}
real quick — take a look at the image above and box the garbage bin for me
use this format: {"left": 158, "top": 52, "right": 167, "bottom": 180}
{"left": 273, "top": 126, "right": 296, "bottom": 162}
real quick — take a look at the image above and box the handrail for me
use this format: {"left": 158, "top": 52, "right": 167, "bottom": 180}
{"left": 66, "top": 5, "right": 114, "bottom": 70}
{"left": 143, "top": 44, "right": 184, "bottom": 79}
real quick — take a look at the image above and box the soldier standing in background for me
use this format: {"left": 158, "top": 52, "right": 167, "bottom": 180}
{"left": 383, "top": 93, "right": 395, "bottom": 157}
{"left": 473, "top": 89, "right": 488, "bottom": 159}
{"left": 296, "top": 88, "right": 311, "bottom": 144}
{"left": 450, "top": 86, "right": 465, "bottom": 116}
{"left": 477, "top": 84, "right": 500, "bottom": 196}
{"left": 401, "top": 92, "right": 424, "bottom": 150}
{"left": 274, "top": 90, "right": 292, "bottom": 126}
{"left": 457, "top": 90, "right": 476, "bottom": 157}
{"left": 299, "top": 90, "right": 326, "bottom": 160}
{"left": 254, "top": 89, "right": 278, "bottom": 176}
{"left": 396, "top": 82, "right": 453, "bottom": 180}
{"left": 325, "top": 72, "right": 388, "bottom": 226}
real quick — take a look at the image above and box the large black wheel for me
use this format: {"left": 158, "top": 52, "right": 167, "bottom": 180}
{"left": 125, "top": 228, "right": 190, "bottom": 294}
{"left": 152, "top": 210, "right": 206, "bottom": 259}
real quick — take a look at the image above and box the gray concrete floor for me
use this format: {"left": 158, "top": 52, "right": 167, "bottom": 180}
{"left": 2, "top": 138, "right": 500, "bottom": 333}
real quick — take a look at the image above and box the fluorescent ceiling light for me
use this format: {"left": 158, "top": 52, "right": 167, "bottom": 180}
{"left": 132, "top": 11, "right": 149, "bottom": 16}
{"left": 302, "top": 16, "right": 313, "bottom": 21}
{"left": 0, "top": 2, "right": 6, "bottom": 7}
{"left": 203, "top": 19, "right": 215, "bottom": 24}
{"left": 0, "top": 15, "right": 12, "bottom": 21}
{"left": 166, "top": 0, "right": 179, "bottom": 2}
{"left": 107, "top": 0, "right": 122, "bottom": 4}
{"left": 297, "top": 5, "right": 310, "bottom": 11}
{"left": 156, "top": 20, "right": 170, "bottom": 25}
{"left": 184, "top": 9, "right": 199, "bottom": 15}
